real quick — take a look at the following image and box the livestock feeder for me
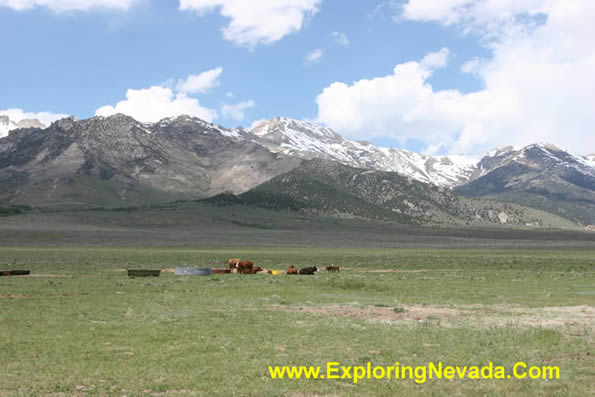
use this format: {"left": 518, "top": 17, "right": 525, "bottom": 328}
{"left": 127, "top": 269, "right": 161, "bottom": 277}
{"left": 0, "top": 270, "right": 31, "bottom": 277}
{"left": 175, "top": 267, "right": 212, "bottom": 276}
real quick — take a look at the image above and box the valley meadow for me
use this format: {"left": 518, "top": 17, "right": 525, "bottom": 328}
{"left": 1, "top": 206, "right": 594, "bottom": 396}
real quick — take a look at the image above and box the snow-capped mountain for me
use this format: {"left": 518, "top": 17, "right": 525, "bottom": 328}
{"left": 0, "top": 115, "right": 46, "bottom": 138}
{"left": 246, "top": 118, "right": 595, "bottom": 189}
{"left": 1, "top": 113, "right": 593, "bottom": 225}
{"left": 249, "top": 117, "right": 477, "bottom": 187}
{"left": 457, "top": 142, "right": 595, "bottom": 224}
{"left": 475, "top": 143, "right": 595, "bottom": 179}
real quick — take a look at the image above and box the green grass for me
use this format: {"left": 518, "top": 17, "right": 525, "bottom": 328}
{"left": 1, "top": 247, "right": 594, "bottom": 396}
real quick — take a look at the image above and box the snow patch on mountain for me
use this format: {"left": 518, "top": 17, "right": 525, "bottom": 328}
{"left": 37, "top": 114, "right": 590, "bottom": 189}
{"left": 249, "top": 117, "right": 477, "bottom": 186}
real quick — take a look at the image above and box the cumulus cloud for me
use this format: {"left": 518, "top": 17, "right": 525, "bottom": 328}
{"left": 221, "top": 100, "right": 255, "bottom": 122}
{"left": 305, "top": 48, "right": 323, "bottom": 64}
{"left": 175, "top": 67, "right": 223, "bottom": 94}
{"left": 0, "top": 0, "right": 139, "bottom": 12}
{"left": 95, "top": 68, "right": 225, "bottom": 123}
{"left": 460, "top": 56, "right": 481, "bottom": 75}
{"left": 332, "top": 31, "right": 350, "bottom": 46}
{"left": 317, "top": 0, "right": 595, "bottom": 155}
{"left": 316, "top": 48, "right": 465, "bottom": 148}
{"left": 0, "top": 108, "right": 68, "bottom": 125}
{"left": 178, "top": 0, "right": 321, "bottom": 47}
{"left": 0, "top": 108, "right": 68, "bottom": 138}
{"left": 96, "top": 86, "right": 217, "bottom": 123}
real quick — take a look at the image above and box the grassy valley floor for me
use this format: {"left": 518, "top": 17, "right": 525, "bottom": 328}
{"left": 0, "top": 247, "right": 593, "bottom": 396}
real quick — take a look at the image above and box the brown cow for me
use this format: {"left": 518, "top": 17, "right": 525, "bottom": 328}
{"left": 236, "top": 261, "right": 255, "bottom": 274}
{"left": 228, "top": 258, "right": 241, "bottom": 272}
{"left": 244, "top": 266, "right": 263, "bottom": 274}
{"left": 287, "top": 266, "right": 298, "bottom": 275}
{"left": 326, "top": 266, "right": 340, "bottom": 273}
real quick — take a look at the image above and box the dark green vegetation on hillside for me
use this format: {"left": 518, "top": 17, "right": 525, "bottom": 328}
{"left": 0, "top": 201, "right": 592, "bottom": 248}
{"left": 207, "top": 160, "right": 579, "bottom": 228}
{"left": 457, "top": 145, "right": 595, "bottom": 225}
{"left": 0, "top": 204, "right": 31, "bottom": 217}
{"left": 1, "top": 247, "right": 593, "bottom": 396}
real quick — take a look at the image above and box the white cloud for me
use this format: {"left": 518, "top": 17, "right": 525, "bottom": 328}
{"left": 420, "top": 47, "right": 450, "bottom": 70}
{"left": 175, "top": 67, "right": 223, "bottom": 94}
{"left": 178, "top": 0, "right": 321, "bottom": 47}
{"left": 305, "top": 48, "right": 323, "bottom": 64}
{"left": 0, "top": 0, "right": 139, "bottom": 12}
{"left": 96, "top": 68, "right": 225, "bottom": 123}
{"left": 401, "top": 0, "right": 548, "bottom": 28}
{"left": 1, "top": 108, "right": 68, "bottom": 137}
{"left": 0, "top": 108, "right": 67, "bottom": 125}
{"left": 317, "top": 1, "right": 595, "bottom": 155}
{"left": 461, "top": 56, "right": 481, "bottom": 75}
{"left": 332, "top": 31, "right": 350, "bottom": 46}
{"left": 221, "top": 100, "right": 255, "bottom": 121}
{"left": 96, "top": 86, "right": 217, "bottom": 123}
{"left": 316, "top": 48, "right": 464, "bottom": 148}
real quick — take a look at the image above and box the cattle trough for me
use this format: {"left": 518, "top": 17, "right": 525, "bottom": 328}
{"left": 0, "top": 270, "right": 31, "bottom": 277}
{"left": 175, "top": 267, "right": 212, "bottom": 276}
{"left": 127, "top": 269, "right": 161, "bottom": 278}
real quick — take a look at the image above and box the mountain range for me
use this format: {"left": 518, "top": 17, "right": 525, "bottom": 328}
{"left": 1, "top": 113, "right": 593, "bottom": 228}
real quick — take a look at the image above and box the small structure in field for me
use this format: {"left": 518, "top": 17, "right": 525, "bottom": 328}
{"left": 175, "top": 267, "right": 212, "bottom": 276}
{"left": 127, "top": 269, "right": 161, "bottom": 277}
{"left": 0, "top": 270, "right": 31, "bottom": 277}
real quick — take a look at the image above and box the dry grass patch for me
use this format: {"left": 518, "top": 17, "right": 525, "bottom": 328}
{"left": 272, "top": 303, "right": 595, "bottom": 333}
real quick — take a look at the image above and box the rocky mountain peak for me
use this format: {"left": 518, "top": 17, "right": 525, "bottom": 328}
{"left": 50, "top": 116, "right": 78, "bottom": 130}
{"left": 16, "top": 119, "right": 46, "bottom": 129}
{"left": 251, "top": 117, "right": 342, "bottom": 142}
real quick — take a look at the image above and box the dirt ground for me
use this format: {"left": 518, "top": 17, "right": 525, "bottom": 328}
{"left": 271, "top": 303, "right": 595, "bottom": 334}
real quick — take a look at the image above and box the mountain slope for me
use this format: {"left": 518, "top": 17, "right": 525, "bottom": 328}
{"left": 208, "top": 159, "right": 576, "bottom": 227}
{"left": 0, "top": 115, "right": 302, "bottom": 207}
{"left": 457, "top": 144, "right": 595, "bottom": 225}
{"left": 1, "top": 113, "right": 593, "bottom": 227}
{"left": 249, "top": 117, "right": 477, "bottom": 186}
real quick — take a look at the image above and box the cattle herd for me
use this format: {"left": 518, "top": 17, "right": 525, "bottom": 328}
{"left": 221, "top": 259, "right": 339, "bottom": 275}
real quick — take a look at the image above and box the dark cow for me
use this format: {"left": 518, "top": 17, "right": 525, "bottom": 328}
{"left": 326, "top": 266, "right": 340, "bottom": 273}
{"left": 287, "top": 266, "right": 298, "bottom": 275}
{"left": 212, "top": 268, "right": 231, "bottom": 274}
{"left": 299, "top": 266, "right": 319, "bottom": 275}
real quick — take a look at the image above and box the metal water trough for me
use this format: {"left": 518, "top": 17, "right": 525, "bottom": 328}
{"left": 127, "top": 269, "right": 161, "bottom": 277}
{"left": 0, "top": 270, "right": 30, "bottom": 277}
{"left": 175, "top": 267, "right": 212, "bottom": 276}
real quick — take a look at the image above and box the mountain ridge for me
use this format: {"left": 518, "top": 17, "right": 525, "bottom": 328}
{"left": 1, "top": 113, "right": 593, "bottom": 228}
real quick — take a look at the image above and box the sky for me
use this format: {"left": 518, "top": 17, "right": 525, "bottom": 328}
{"left": 1, "top": 0, "right": 594, "bottom": 156}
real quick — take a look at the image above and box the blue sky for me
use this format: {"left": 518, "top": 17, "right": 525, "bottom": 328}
{"left": 1, "top": 0, "right": 593, "bottom": 155}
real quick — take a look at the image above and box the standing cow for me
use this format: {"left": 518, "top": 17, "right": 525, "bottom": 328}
{"left": 228, "top": 258, "right": 241, "bottom": 272}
